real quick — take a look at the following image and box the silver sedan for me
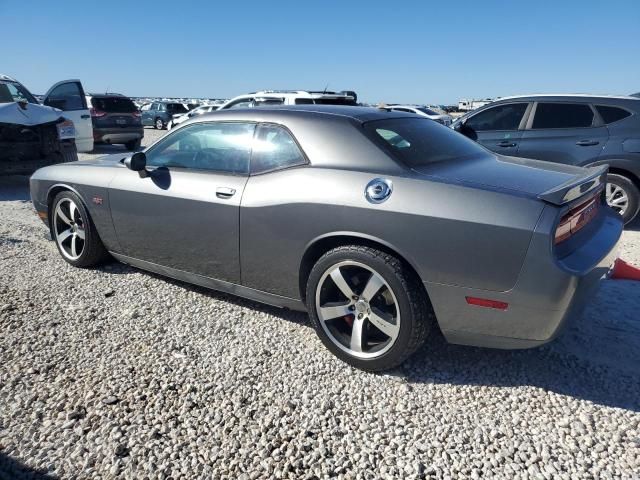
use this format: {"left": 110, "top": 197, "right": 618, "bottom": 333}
{"left": 30, "top": 106, "right": 622, "bottom": 371}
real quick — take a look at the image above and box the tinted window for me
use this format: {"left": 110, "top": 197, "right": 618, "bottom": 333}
{"left": 167, "top": 103, "right": 188, "bottom": 113}
{"left": 44, "top": 82, "right": 85, "bottom": 111}
{"left": 416, "top": 107, "right": 439, "bottom": 116}
{"left": 254, "top": 98, "right": 285, "bottom": 107}
{"left": 365, "top": 118, "right": 487, "bottom": 167}
{"left": 226, "top": 99, "right": 253, "bottom": 109}
{"left": 295, "top": 98, "right": 314, "bottom": 105}
{"left": 532, "top": 103, "right": 594, "bottom": 129}
{"left": 0, "top": 81, "right": 38, "bottom": 103}
{"left": 465, "top": 103, "right": 528, "bottom": 131}
{"left": 596, "top": 105, "right": 631, "bottom": 124}
{"left": 392, "top": 108, "right": 414, "bottom": 113}
{"left": 252, "top": 124, "right": 306, "bottom": 174}
{"left": 146, "top": 122, "right": 255, "bottom": 174}
{"left": 91, "top": 97, "right": 137, "bottom": 113}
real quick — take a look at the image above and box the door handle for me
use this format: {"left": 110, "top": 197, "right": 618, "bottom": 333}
{"left": 576, "top": 140, "right": 599, "bottom": 146}
{"left": 81, "top": 114, "right": 90, "bottom": 119}
{"left": 497, "top": 141, "right": 517, "bottom": 148}
{"left": 216, "top": 187, "right": 236, "bottom": 199}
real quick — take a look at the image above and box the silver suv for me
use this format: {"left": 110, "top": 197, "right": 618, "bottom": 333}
{"left": 452, "top": 94, "right": 640, "bottom": 223}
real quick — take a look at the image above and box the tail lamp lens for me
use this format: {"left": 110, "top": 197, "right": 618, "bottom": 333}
{"left": 554, "top": 194, "right": 600, "bottom": 245}
{"left": 90, "top": 108, "right": 106, "bottom": 118}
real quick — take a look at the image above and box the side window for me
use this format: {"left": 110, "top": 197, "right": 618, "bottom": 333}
{"left": 44, "top": 82, "right": 86, "bottom": 111}
{"left": 392, "top": 108, "right": 414, "bottom": 113}
{"left": 253, "top": 98, "right": 285, "bottom": 107}
{"left": 465, "top": 103, "right": 528, "bottom": 131}
{"left": 226, "top": 98, "right": 253, "bottom": 110}
{"left": 596, "top": 105, "right": 632, "bottom": 124}
{"left": 251, "top": 124, "right": 307, "bottom": 174}
{"left": 532, "top": 103, "right": 594, "bottom": 129}
{"left": 295, "top": 98, "right": 314, "bottom": 105}
{"left": 146, "top": 122, "right": 255, "bottom": 175}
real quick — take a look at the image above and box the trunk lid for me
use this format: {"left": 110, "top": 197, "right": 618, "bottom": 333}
{"left": 413, "top": 154, "right": 607, "bottom": 204}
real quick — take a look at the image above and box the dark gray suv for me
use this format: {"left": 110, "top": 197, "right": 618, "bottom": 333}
{"left": 452, "top": 95, "right": 640, "bottom": 223}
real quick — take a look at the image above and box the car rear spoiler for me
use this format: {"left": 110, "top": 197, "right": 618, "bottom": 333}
{"left": 537, "top": 165, "right": 608, "bottom": 205}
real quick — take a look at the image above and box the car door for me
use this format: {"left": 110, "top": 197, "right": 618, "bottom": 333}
{"left": 461, "top": 102, "right": 530, "bottom": 156}
{"left": 108, "top": 121, "right": 255, "bottom": 283}
{"left": 42, "top": 80, "right": 93, "bottom": 152}
{"left": 141, "top": 103, "right": 156, "bottom": 126}
{"left": 517, "top": 102, "right": 609, "bottom": 166}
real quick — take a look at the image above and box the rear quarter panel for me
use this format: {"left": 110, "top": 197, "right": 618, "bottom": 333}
{"left": 240, "top": 167, "right": 544, "bottom": 299}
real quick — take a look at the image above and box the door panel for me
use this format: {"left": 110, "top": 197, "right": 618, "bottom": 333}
{"left": 517, "top": 127, "right": 608, "bottom": 166}
{"left": 463, "top": 102, "right": 529, "bottom": 156}
{"left": 517, "top": 102, "right": 609, "bottom": 166}
{"left": 43, "top": 80, "right": 93, "bottom": 152}
{"left": 109, "top": 167, "right": 247, "bottom": 283}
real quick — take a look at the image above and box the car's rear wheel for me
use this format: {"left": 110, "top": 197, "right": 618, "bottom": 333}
{"left": 306, "top": 245, "right": 432, "bottom": 371}
{"left": 155, "top": 118, "right": 164, "bottom": 130}
{"left": 606, "top": 173, "right": 640, "bottom": 225}
{"left": 125, "top": 139, "right": 142, "bottom": 151}
{"left": 51, "top": 191, "right": 109, "bottom": 267}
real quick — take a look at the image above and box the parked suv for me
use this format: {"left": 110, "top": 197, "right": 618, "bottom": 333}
{"left": 451, "top": 94, "right": 640, "bottom": 223}
{"left": 218, "top": 90, "right": 358, "bottom": 110}
{"left": 87, "top": 94, "right": 143, "bottom": 150}
{"left": 141, "top": 102, "right": 189, "bottom": 130}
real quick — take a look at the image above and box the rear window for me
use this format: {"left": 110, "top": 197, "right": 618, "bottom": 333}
{"left": 532, "top": 103, "right": 594, "bottom": 129}
{"left": 365, "top": 118, "right": 488, "bottom": 168}
{"left": 596, "top": 105, "right": 631, "bottom": 124}
{"left": 91, "top": 97, "right": 137, "bottom": 113}
{"left": 417, "top": 107, "right": 439, "bottom": 116}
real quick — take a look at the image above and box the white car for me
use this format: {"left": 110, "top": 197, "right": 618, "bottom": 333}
{"left": 218, "top": 90, "right": 358, "bottom": 109}
{"left": 167, "top": 104, "right": 220, "bottom": 130}
{"left": 386, "top": 105, "right": 453, "bottom": 126}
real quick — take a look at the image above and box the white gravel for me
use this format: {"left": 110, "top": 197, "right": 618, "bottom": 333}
{"left": 0, "top": 128, "right": 639, "bottom": 479}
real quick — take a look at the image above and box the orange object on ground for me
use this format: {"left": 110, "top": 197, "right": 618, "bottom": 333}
{"left": 611, "top": 259, "right": 640, "bottom": 281}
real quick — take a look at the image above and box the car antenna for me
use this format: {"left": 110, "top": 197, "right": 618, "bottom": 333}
{"left": 323, "top": 83, "right": 329, "bottom": 94}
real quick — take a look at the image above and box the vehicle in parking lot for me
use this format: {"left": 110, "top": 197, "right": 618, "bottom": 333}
{"left": 219, "top": 90, "right": 358, "bottom": 109}
{"left": 1, "top": 74, "right": 80, "bottom": 175}
{"left": 87, "top": 94, "right": 143, "bottom": 150}
{"left": 30, "top": 105, "right": 622, "bottom": 371}
{"left": 451, "top": 94, "right": 640, "bottom": 224}
{"left": 387, "top": 104, "right": 453, "bottom": 126}
{"left": 141, "top": 101, "right": 189, "bottom": 130}
{"left": 168, "top": 104, "right": 219, "bottom": 130}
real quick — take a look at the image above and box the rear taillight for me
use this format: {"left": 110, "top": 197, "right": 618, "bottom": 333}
{"left": 90, "top": 108, "right": 106, "bottom": 118}
{"left": 554, "top": 193, "right": 600, "bottom": 244}
{"left": 132, "top": 110, "right": 141, "bottom": 118}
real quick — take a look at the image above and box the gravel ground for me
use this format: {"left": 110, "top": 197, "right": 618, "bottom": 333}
{"left": 1, "top": 129, "right": 639, "bottom": 479}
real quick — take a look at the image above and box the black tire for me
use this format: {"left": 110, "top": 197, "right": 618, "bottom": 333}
{"left": 606, "top": 173, "right": 640, "bottom": 225}
{"left": 306, "top": 245, "right": 433, "bottom": 371}
{"left": 125, "top": 139, "right": 142, "bottom": 151}
{"left": 154, "top": 118, "right": 165, "bottom": 130}
{"left": 51, "top": 191, "right": 110, "bottom": 268}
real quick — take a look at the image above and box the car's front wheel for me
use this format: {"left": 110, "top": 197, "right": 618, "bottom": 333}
{"left": 306, "top": 245, "right": 432, "bottom": 371}
{"left": 51, "top": 191, "right": 109, "bottom": 268}
{"left": 606, "top": 173, "right": 640, "bottom": 224}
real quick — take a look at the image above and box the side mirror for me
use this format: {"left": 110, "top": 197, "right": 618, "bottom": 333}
{"left": 124, "top": 152, "right": 147, "bottom": 173}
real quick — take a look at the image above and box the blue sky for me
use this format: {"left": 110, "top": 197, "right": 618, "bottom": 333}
{"left": 2, "top": 0, "right": 639, "bottom": 104}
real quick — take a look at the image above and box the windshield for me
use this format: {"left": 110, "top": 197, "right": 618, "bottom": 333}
{"left": 365, "top": 117, "right": 487, "bottom": 167}
{"left": 0, "top": 80, "right": 39, "bottom": 104}
{"left": 416, "top": 107, "right": 439, "bottom": 116}
{"left": 168, "top": 103, "right": 188, "bottom": 113}
{"left": 91, "top": 96, "right": 137, "bottom": 113}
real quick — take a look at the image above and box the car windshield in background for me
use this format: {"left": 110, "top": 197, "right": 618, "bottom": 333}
{"left": 294, "top": 98, "right": 357, "bottom": 106}
{"left": 91, "top": 97, "right": 137, "bottom": 113}
{"left": 0, "top": 81, "right": 38, "bottom": 104}
{"left": 168, "top": 103, "right": 188, "bottom": 113}
{"left": 365, "top": 118, "right": 487, "bottom": 167}
{"left": 417, "top": 107, "right": 439, "bottom": 116}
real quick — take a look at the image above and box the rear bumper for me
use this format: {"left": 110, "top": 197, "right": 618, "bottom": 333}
{"left": 429, "top": 206, "right": 623, "bottom": 349}
{"left": 94, "top": 127, "right": 143, "bottom": 144}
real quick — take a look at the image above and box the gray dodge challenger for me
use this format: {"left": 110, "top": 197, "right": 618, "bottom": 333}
{"left": 30, "top": 105, "right": 623, "bottom": 371}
